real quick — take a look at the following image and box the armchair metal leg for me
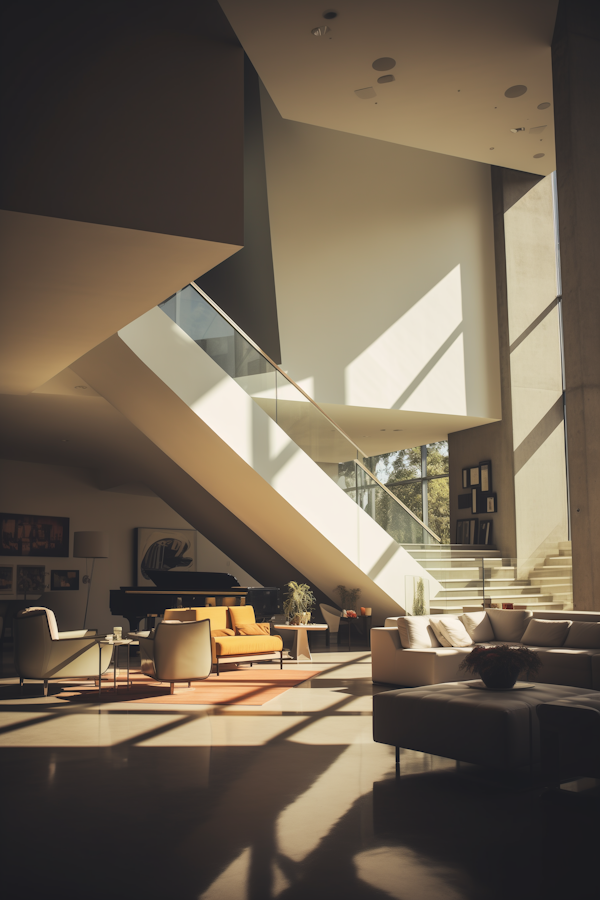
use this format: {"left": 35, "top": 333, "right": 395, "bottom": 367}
{"left": 280, "top": 650, "right": 283, "bottom": 669}
{"left": 216, "top": 658, "right": 220, "bottom": 676}
{"left": 395, "top": 746, "right": 400, "bottom": 777}
{"left": 43, "top": 680, "right": 49, "bottom": 697}
{"left": 170, "top": 683, "right": 175, "bottom": 695}
{"left": 20, "top": 678, "right": 24, "bottom": 690}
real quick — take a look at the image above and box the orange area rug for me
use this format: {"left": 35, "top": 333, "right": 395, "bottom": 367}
{"left": 57, "top": 668, "right": 320, "bottom": 706}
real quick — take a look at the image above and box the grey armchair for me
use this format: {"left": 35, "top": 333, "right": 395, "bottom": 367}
{"left": 14, "top": 607, "right": 112, "bottom": 696}
{"left": 137, "top": 618, "right": 212, "bottom": 694}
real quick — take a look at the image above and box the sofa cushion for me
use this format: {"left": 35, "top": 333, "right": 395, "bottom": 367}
{"left": 460, "top": 611, "right": 495, "bottom": 643}
{"left": 487, "top": 609, "right": 532, "bottom": 643}
{"left": 564, "top": 621, "right": 600, "bottom": 649}
{"left": 398, "top": 617, "right": 441, "bottom": 649}
{"left": 213, "top": 635, "right": 283, "bottom": 656}
{"left": 435, "top": 618, "right": 474, "bottom": 648}
{"left": 428, "top": 618, "right": 453, "bottom": 647}
{"left": 521, "top": 618, "right": 572, "bottom": 647}
{"left": 229, "top": 605, "right": 257, "bottom": 633}
{"left": 237, "top": 623, "right": 271, "bottom": 636}
{"left": 211, "top": 628, "right": 235, "bottom": 637}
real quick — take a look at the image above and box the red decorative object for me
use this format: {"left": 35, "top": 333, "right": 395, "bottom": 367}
{"left": 346, "top": 610, "right": 357, "bottom": 618}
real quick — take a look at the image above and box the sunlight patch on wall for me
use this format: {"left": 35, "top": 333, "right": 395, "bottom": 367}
{"left": 345, "top": 265, "right": 467, "bottom": 416}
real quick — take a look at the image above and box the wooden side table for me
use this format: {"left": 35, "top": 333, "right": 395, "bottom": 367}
{"left": 273, "top": 624, "right": 328, "bottom": 662}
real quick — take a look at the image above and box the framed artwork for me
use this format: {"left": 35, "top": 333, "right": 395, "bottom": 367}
{"left": 478, "top": 520, "right": 493, "bottom": 546}
{"left": 0, "top": 566, "right": 13, "bottom": 592}
{"left": 462, "top": 468, "right": 469, "bottom": 489}
{"left": 469, "top": 519, "right": 478, "bottom": 545}
{"left": 456, "top": 519, "right": 469, "bottom": 544}
{"left": 51, "top": 569, "right": 80, "bottom": 591}
{"left": 136, "top": 528, "right": 197, "bottom": 586}
{"left": 471, "top": 487, "right": 479, "bottom": 515}
{"left": 469, "top": 467, "right": 480, "bottom": 487}
{"left": 16, "top": 565, "right": 46, "bottom": 596}
{"left": 458, "top": 493, "right": 471, "bottom": 509}
{"left": 486, "top": 494, "right": 497, "bottom": 513}
{"left": 0, "top": 513, "right": 69, "bottom": 557}
{"left": 479, "top": 460, "right": 492, "bottom": 493}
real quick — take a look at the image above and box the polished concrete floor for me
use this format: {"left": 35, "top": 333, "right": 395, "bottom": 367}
{"left": 1, "top": 643, "right": 598, "bottom": 900}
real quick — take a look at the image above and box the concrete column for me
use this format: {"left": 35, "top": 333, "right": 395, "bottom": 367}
{"left": 553, "top": 0, "right": 600, "bottom": 610}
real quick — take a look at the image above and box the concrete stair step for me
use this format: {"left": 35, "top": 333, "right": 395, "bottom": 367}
{"left": 545, "top": 556, "right": 573, "bottom": 567}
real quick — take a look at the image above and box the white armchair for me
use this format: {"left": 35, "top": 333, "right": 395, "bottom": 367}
{"left": 14, "top": 607, "right": 112, "bottom": 696}
{"left": 320, "top": 604, "right": 342, "bottom": 646}
{"left": 137, "top": 618, "right": 212, "bottom": 694}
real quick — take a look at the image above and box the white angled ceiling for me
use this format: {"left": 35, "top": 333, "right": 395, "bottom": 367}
{"left": 220, "top": 0, "right": 558, "bottom": 175}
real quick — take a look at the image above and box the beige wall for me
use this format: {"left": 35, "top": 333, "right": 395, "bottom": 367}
{"left": 0, "top": 459, "right": 257, "bottom": 633}
{"left": 261, "top": 86, "right": 501, "bottom": 423}
{"left": 504, "top": 175, "right": 568, "bottom": 563}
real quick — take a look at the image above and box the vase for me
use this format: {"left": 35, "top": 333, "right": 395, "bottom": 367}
{"left": 301, "top": 612, "right": 311, "bottom": 625}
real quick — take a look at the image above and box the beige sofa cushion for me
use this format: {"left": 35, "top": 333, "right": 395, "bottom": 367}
{"left": 435, "top": 617, "right": 474, "bottom": 648}
{"left": 428, "top": 618, "right": 452, "bottom": 647}
{"left": 564, "top": 621, "right": 600, "bottom": 649}
{"left": 460, "top": 610, "right": 495, "bottom": 643}
{"left": 521, "top": 618, "right": 572, "bottom": 647}
{"left": 487, "top": 609, "right": 532, "bottom": 642}
{"left": 398, "top": 617, "right": 441, "bottom": 649}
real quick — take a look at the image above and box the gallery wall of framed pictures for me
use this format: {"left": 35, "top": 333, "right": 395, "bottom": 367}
{"left": 457, "top": 459, "right": 496, "bottom": 545}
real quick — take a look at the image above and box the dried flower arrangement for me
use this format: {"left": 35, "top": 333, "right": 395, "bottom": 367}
{"left": 459, "top": 645, "right": 542, "bottom": 689}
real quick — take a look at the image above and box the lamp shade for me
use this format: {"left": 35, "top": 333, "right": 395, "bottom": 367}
{"left": 73, "top": 531, "right": 109, "bottom": 558}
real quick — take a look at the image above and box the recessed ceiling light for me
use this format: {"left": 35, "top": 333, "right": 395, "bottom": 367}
{"left": 323, "top": 10, "right": 337, "bottom": 19}
{"left": 355, "top": 87, "right": 376, "bottom": 100}
{"left": 311, "top": 25, "right": 330, "bottom": 37}
{"left": 372, "top": 57, "right": 396, "bottom": 71}
{"left": 533, "top": 153, "right": 545, "bottom": 159}
{"left": 377, "top": 74, "right": 395, "bottom": 84}
{"left": 537, "top": 102, "right": 551, "bottom": 110}
{"left": 505, "top": 84, "right": 527, "bottom": 98}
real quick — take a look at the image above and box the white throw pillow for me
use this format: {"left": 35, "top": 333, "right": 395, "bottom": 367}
{"left": 397, "top": 616, "right": 441, "bottom": 649}
{"left": 428, "top": 618, "right": 454, "bottom": 647}
{"left": 460, "top": 611, "right": 495, "bottom": 643}
{"left": 436, "top": 618, "right": 474, "bottom": 648}
{"left": 564, "top": 621, "right": 600, "bottom": 649}
{"left": 521, "top": 618, "right": 572, "bottom": 647}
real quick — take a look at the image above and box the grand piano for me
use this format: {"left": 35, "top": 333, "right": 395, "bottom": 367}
{"left": 109, "top": 571, "right": 281, "bottom": 632}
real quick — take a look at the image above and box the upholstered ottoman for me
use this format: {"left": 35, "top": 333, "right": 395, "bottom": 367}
{"left": 373, "top": 682, "right": 589, "bottom": 771}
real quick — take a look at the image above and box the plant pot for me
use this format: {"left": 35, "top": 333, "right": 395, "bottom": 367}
{"left": 301, "top": 612, "right": 311, "bottom": 625}
{"left": 480, "top": 666, "right": 520, "bottom": 689}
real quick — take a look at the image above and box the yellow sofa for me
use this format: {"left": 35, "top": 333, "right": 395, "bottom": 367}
{"left": 163, "top": 605, "right": 284, "bottom": 675}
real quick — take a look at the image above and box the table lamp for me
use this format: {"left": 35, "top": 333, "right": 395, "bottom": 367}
{"left": 73, "top": 531, "right": 108, "bottom": 628}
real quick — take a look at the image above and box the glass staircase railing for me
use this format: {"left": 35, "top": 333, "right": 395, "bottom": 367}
{"left": 160, "top": 283, "right": 441, "bottom": 545}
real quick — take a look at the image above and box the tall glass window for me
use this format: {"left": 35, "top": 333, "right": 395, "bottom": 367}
{"left": 340, "top": 441, "right": 450, "bottom": 543}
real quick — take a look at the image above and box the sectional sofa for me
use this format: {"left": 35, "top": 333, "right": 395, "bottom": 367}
{"left": 371, "top": 608, "right": 600, "bottom": 689}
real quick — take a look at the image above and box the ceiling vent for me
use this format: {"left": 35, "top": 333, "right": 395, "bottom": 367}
{"left": 372, "top": 57, "right": 396, "bottom": 71}
{"left": 355, "top": 87, "right": 376, "bottom": 100}
{"left": 505, "top": 84, "right": 527, "bottom": 98}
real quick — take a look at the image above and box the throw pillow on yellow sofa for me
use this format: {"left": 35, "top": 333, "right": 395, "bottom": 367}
{"left": 237, "top": 623, "right": 271, "bottom": 636}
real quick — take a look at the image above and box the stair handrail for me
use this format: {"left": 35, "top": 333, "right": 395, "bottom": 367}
{"left": 187, "top": 281, "right": 441, "bottom": 544}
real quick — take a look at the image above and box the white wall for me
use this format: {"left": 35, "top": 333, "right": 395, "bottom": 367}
{"left": 0, "top": 459, "right": 257, "bottom": 633}
{"left": 261, "top": 85, "right": 501, "bottom": 421}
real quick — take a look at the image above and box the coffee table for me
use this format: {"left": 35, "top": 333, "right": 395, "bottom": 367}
{"left": 274, "top": 624, "right": 328, "bottom": 662}
{"left": 373, "top": 681, "right": 590, "bottom": 773}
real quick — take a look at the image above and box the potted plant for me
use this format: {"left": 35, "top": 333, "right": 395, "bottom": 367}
{"left": 284, "top": 581, "right": 316, "bottom": 625}
{"left": 459, "top": 645, "right": 541, "bottom": 689}
{"left": 334, "top": 585, "right": 361, "bottom": 617}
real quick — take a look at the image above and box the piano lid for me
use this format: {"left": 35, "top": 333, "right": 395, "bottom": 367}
{"left": 146, "top": 570, "right": 241, "bottom": 591}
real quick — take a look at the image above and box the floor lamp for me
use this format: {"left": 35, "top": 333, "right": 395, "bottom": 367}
{"left": 73, "top": 531, "right": 108, "bottom": 629}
